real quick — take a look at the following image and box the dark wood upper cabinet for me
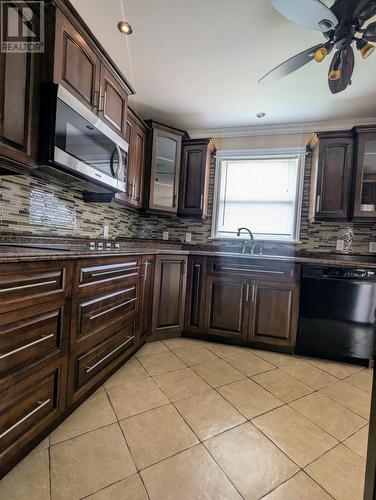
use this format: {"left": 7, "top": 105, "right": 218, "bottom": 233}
{"left": 178, "top": 138, "right": 215, "bottom": 218}
{"left": 145, "top": 121, "right": 186, "bottom": 214}
{"left": 204, "top": 276, "right": 250, "bottom": 341}
{"left": 0, "top": 6, "right": 41, "bottom": 170}
{"left": 352, "top": 126, "right": 376, "bottom": 221}
{"left": 151, "top": 255, "right": 187, "bottom": 338}
{"left": 308, "top": 131, "right": 354, "bottom": 222}
{"left": 98, "top": 64, "right": 129, "bottom": 138}
{"left": 52, "top": 8, "right": 131, "bottom": 124}
{"left": 53, "top": 8, "right": 100, "bottom": 112}
{"left": 115, "top": 108, "right": 147, "bottom": 209}
{"left": 248, "top": 281, "right": 299, "bottom": 349}
{"left": 0, "top": 1, "right": 134, "bottom": 175}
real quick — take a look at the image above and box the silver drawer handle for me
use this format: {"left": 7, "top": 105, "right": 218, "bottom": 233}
{"left": 0, "top": 280, "right": 57, "bottom": 293}
{"left": 89, "top": 298, "right": 137, "bottom": 320}
{"left": 0, "top": 399, "right": 51, "bottom": 440}
{"left": 80, "top": 272, "right": 139, "bottom": 288}
{"left": 0, "top": 334, "right": 54, "bottom": 360}
{"left": 85, "top": 337, "right": 135, "bottom": 374}
{"left": 91, "top": 266, "right": 139, "bottom": 278}
{"left": 221, "top": 267, "right": 285, "bottom": 275}
{"left": 83, "top": 286, "right": 136, "bottom": 307}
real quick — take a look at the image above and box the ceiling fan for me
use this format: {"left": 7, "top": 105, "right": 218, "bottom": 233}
{"left": 259, "top": 0, "right": 376, "bottom": 93}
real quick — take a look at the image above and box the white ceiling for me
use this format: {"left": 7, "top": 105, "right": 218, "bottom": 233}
{"left": 71, "top": 0, "right": 376, "bottom": 135}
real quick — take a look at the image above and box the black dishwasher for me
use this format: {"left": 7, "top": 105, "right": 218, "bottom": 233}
{"left": 296, "top": 266, "right": 376, "bottom": 365}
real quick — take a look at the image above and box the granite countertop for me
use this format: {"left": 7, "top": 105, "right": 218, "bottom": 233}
{"left": 1, "top": 243, "right": 376, "bottom": 268}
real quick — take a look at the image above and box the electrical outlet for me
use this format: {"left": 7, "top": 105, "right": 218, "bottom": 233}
{"left": 162, "top": 230, "right": 169, "bottom": 241}
{"left": 336, "top": 239, "right": 345, "bottom": 251}
{"left": 185, "top": 232, "right": 192, "bottom": 243}
{"left": 369, "top": 242, "right": 376, "bottom": 253}
{"left": 103, "top": 225, "right": 109, "bottom": 239}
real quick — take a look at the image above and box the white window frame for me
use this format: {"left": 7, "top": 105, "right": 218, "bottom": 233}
{"left": 211, "top": 148, "right": 306, "bottom": 243}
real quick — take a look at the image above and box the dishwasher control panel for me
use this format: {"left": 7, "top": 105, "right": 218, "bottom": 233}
{"left": 323, "top": 268, "right": 376, "bottom": 279}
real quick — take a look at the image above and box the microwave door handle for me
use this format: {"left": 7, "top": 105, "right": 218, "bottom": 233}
{"left": 114, "top": 144, "right": 123, "bottom": 179}
{"left": 110, "top": 147, "right": 117, "bottom": 178}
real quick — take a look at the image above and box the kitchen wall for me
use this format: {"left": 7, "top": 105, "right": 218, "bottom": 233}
{"left": 1, "top": 133, "right": 375, "bottom": 253}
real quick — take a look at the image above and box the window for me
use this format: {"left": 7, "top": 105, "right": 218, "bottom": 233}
{"left": 212, "top": 150, "right": 305, "bottom": 242}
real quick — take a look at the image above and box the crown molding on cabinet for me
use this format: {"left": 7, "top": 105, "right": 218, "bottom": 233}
{"left": 188, "top": 116, "right": 376, "bottom": 139}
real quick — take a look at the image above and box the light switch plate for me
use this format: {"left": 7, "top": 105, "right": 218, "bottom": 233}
{"left": 370, "top": 242, "right": 376, "bottom": 253}
{"left": 185, "top": 232, "right": 192, "bottom": 243}
{"left": 162, "top": 230, "right": 169, "bottom": 241}
{"left": 336, "top": 239, "right": 345, "bottom": 251}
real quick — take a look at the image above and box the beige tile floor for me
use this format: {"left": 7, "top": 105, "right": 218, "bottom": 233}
{"left": 0, "top": 338, "right": 372, "bottom": 500}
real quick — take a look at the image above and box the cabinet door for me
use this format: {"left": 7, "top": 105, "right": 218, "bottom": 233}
{"left": 152, "top": 256, "right": 187, "bottom": 338}
{"left": 67, "top": 320, "right": 137, "bottom": 405}
{"left": 204, "top": 276, "right": 250, "bottom": 340}
{"left": 115, "top": 112, "right": 146, "bottom": 208}
{"left": 131, "top": 124, "right": 146, "bottom": 207}
{"left": 140, "top": 256, "right": 155, "bottom": 344}
{"left": 178, "top": 140, "right": 214, "bottom": 218}
{"left": 0, "top": 357, "right": 67, "bottom": 477}
{"left": 184, "top": 257, "right": 207, "bottom": 332}
{"left": 149, "top": 127, "right": 183, "bottom": 213}
{"left": 53, "top": 10, "right": 100, "bottom": 112}
{"left": 310, "top": 134, "right": 353, "bottom": 221}
{"left": 353, "top": 128, "right": 376, "bottom": 221}
{"left": 98, "top": 64, "right": 128, "bottom": 138}
{"left": 0, "top": 31, "right": 39, "bottom": 167}
{"left": 249, "top": 281, "right": 299, "bottom": 348}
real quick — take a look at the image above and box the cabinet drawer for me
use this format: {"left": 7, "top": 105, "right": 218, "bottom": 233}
{"left": 0, "top": 261, "right": 72, "bottom": 313}
{"left": 70, "top": 322, "right": 136, "bottom": 396}
{"left": 0, "top": 299, "right": 69, "bottom": 383}
{"left": 73, "top": 257, "right": 141, "bottom": 294}
{"left": 71, "top": 283, "right": 138, "bottom": 347}
{"left": 208, "top": 257, "right": 298, "bottom": 282}
{"left": 0, "top": 358, "right": 67, "bottom": 471}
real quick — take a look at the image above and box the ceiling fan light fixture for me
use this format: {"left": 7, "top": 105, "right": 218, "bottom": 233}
{"left": 318, "top": 19, "right": 334, "bottom": 31}
{"left": 357, "top": 39, "right": 375, "bottom": 59}
{"left": 314, "top": 46, "right": 328, "bottom": 62}
{"left": 328, "top": 68, "right": 341, "bottom": 80}
{"left": 118, "top": 21, "right": 133, "bottom": 35}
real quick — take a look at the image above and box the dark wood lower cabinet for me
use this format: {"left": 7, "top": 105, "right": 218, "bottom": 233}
{"left": 185, "top": 256, "right": 300, "bottom": 351}
{"left": 204, "top": 276, "right": 250, "bottom": 341}
{"left": 184, "top": 257, "right": 207, "bottom": 333}
{"left": 0, "top": 298, "right": 69, "bottom": 385}
{"left": 249, "top": 281, "right": 299, "bottom": 349}
{"left": 151, "top": 255, "right": 187, "bottom": 339}
{"left": 0, "top": 357, "right": 67, "bottom": 476}
{"left": 67, "top": 319, "right": 137, "bottom": 405}
{"left": 1, "top": 252, "right": 301, "bottom": 478}
{"left": 139, "top": 256, "right": 155, "bottom": 344}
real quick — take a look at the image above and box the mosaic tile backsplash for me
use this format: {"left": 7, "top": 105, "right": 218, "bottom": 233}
{"left": 0, "top": 155, "right": 375, "bottom": 254}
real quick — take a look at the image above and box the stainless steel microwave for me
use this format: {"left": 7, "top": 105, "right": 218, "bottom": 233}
{"left": 37, "top": 84, "right": 128, "bottom": 194}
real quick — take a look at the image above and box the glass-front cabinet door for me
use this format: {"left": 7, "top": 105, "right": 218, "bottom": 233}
{"left": 353, "top": 127, "right": 376, "bottom": 221}
{"left": 149, "top": 123, "right": 184, "bottom": 213}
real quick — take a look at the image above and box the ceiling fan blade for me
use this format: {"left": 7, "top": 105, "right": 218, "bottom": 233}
{"left": 364, "top": 21, "right": 376, "bottom": 42}
{"left": 259, "top": 44, "right": 324, "bottom": 83}
{"left": 328, "top": 46, "right": 354, "bottom": 94}
{"left": 270, "top": 0, "right": 338, "bottom": 32}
